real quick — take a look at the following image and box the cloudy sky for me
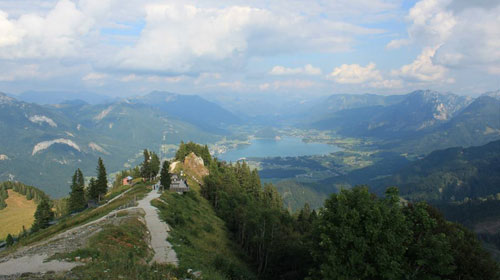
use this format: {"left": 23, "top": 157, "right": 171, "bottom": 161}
{"left": 0, "top": 0, "right": 499, "bottom": 97}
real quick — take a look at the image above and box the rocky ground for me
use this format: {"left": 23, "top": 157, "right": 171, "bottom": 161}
{"left": 0, "top": 189, "right": 177, "bottom": 279}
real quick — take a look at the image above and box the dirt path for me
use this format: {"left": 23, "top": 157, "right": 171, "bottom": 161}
{"left": 0, "top": 254, "right": 80, "bottom": 276}
{"left": 138, "top": 190, "right": 178, "bottom": 265}
{"left": 0, "top": 189, "right": 177, "bottom": 277}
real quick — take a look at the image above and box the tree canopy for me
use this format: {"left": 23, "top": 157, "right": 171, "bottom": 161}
{"left": 160, "top": 160, "right": 171, "bottom": 190}
{"left": 31, "top": 198, "right": 54, "bottom": 233}
{"left": 175, "top": 141, "right": 211, "bottom": 165}
{"left": 68, "top": 168, "right": 86, "bottom": 213}
{"left": 309, "top": 186, "right": 499, "bottom": 280}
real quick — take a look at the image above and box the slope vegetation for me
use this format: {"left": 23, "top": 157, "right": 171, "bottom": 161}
{"left": 0, "top": 190, "right": 36, "bottom": 240}
{"left": 375, "top": 140, "right": 500, "bottom": 201}
{"left": 154, "top": 160, "right": 255, "bottom": 279}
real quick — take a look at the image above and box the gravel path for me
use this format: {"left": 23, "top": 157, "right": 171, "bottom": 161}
{"left": 0, "top": 188, "right": 177, "bottom": 278}
{"left": 138, "top": 190, "right": 178, "bottom": 265}
{"left": 0, "top": 254, "right": 80, "bottom": 276}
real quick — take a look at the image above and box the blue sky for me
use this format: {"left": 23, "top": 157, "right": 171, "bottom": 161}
{"left": 0, "top": 0, "right": 499, "bottom": 98}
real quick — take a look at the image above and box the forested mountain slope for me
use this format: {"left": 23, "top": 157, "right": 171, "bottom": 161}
{"left": 0, "top": 92, "right": 222, "bottom": 197}
{"left": 374, "top": 140, "right": 500, "bottom": 201}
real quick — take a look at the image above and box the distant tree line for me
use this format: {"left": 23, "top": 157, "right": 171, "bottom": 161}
{"left": 202, "top": 157, "right": 499, "bottom": 279}
{"left": 0, "top": 181, "right": 49, "bottom": 210}
{"left": 0, "top": 182, "right": 52, "bottom": 245}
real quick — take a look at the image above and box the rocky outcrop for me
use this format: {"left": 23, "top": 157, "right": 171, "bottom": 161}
{"left": 28, "top": 115, "right": 57, "bottom": 127}
{"left": 183, "top": 152, "right": 209, "bottom": 178}
{"left": 32, "top": 139, "right": 81, "bottom": 156}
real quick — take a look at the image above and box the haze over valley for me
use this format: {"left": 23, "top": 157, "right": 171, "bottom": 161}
{"left": 1, "top": 0, "right": 500, "bottom": 279}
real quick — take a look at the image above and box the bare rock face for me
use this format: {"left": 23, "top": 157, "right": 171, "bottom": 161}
{"left": 183, "top": 152, "right": 209, "bottom": 178}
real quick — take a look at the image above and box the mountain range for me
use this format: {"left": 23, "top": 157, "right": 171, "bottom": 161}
{"left": 1, "top": 88, "right": 499, "bottom": 197}
{"left": 0, "top": 91, "right": 236, "bottom": 197}
{"left": 309, "top": 89, "right": 499, "bottom": 153}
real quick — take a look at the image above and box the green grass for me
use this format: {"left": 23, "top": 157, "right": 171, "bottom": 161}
{"left": 47, "top": 215, "right": 186, "bottom": 280}
{"left": 153, "top": 189, "right": 256, "bottom": 280}
{"left": 0, "top": 190, "right": 37, "bottom": 239}
{"left": 0, "top": 184, "right": 150, "bottom": 257}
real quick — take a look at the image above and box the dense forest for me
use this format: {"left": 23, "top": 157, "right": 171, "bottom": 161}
{"left": 375, "top": 140, "right": 500, "bottom": 201}
{"left": 194, "top": 141, "right": 499, "bottom": 279}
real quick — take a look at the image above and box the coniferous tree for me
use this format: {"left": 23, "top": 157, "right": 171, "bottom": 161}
{"left": 68, "top": 168, "right": 86, "bottom": 213}
{"left": 88, "top": 177, "right": 98, "bottom": 201}
{"left": 6, "top": 234, "right": 13, "bottom": 246}
{"left": 150, "top": 152, "right": 161, "bottom": 178}
{"left": 96, "top": 157, "right": 108, "bottom": 201}
{"left": 140, "top": 149, "right": 151, "bottom": 180}
{"left": 160, "top": 160, "right": 171, "bottom": 190}
{"left": 32, "top": 198, "right": 54, "bottom": 232}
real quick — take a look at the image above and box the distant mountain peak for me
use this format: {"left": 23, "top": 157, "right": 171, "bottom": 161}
{"left": 482, "top": 89, "right": 500, "bottom": 101}
{"left": 0, "top": 92, "right": 14, "bottom": 104}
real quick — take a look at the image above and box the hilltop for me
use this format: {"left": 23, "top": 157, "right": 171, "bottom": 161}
{"left": 0, "top": 142, "right": 498, "bottom": 279}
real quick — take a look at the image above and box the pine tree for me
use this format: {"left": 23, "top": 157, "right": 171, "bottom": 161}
{"left": 68, "top": 168, "right": 86, "bottom": 213}
{"left": 160, "top": 160, "right": 171, "bottom": 190}
{"left": 150, "top": 152, "right": 161, "bottom": 178}
{"left": 88, "top": 177, "right": 98, "bottom": 201}
{"left": 141, "top": 149, "right": 151, "bottom": 180}
{"left": 96, "top": 158, "right": 108, "bottom": 201}
{"left": 32, "top": 199, "right": 54, "bottom": 232}
{"left": 6, "top": 233, "right": 13, "bottom": 246}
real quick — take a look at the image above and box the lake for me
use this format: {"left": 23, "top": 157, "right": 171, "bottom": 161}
{"left": 218, "top": 137, "right": 341, "bottom": 162}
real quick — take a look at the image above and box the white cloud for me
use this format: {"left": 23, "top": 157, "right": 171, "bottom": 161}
{"left": 389, "top": 0, "right": 500, "bottom": 76}
{"left": 270, "top": 64, "right": 322, "bottom": 75}
{"left": 0, "top": 63, "right": 40, "bottom": 81}
{"left": 433, "top": 5, "right": 500, "bottom": 70}
{"left": 0, "top": 0, "right": 94, "bottom": 59}
{"left": 386, "top": 38, "right": 410, "bottom": 49}
{"left": 111, "top": 3, "right": 382, "bottom": 74}
{"left": 393, "top": 46, "right": 447, "bottom": 82}
{"left": 328, "top": 62, "right": 382, "bottom": 84}
{"left": 369, "top": 79, "right": 403, "bottom": 89}
{"left": 0, "top": 10, "right": 21, "bottom": 47}
{"left": 387, "top": 0, "right": 455, "bottom": 49}
{"left": 82, "top": 72, "right": 107, "bottom": 81}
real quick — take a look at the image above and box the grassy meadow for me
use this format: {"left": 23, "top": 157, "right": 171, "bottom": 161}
{"left": 0, "top": 190, "right": 36, "bottom": 240}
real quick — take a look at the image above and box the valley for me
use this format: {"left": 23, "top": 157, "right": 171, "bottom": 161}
{"left": 1, "top": 88, "right": 499, "bottom": 278}
{"left": 2, "top": 1, "right": 500, "bottom": 277}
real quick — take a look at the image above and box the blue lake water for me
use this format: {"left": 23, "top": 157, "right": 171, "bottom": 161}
{"left": 218, "top": 137, "right": 340, "bottom": 162}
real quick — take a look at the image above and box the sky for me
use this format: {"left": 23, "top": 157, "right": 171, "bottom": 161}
{"left": 0, "top": 0, "right": 499, "bottom": 98}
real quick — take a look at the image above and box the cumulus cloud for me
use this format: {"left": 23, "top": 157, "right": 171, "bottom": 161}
{"left": 328, "top": 62, "right": 382, "bottom": 84}
{"left": 111, "top": 3, "right": 381, "bottom": 74}
{"left": 327, "top": 62, "right": 404, "bottom": 88}
{"left": 0, "top": 0, "right": 94, "bottom": 59}
{"left": 433, "top": 4, "right": 500, "bottom": 71}
{"left": 387, "top": 0, "right": 455, "bottom": 49}
{"left": 388, "top": 0, "right": 500, "bottom": 76}
{"left": 270, "top": 64, "right": 322, "bottom": 75}
{"left": 392, "top": 46, "right": 447, "bottom": 82}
